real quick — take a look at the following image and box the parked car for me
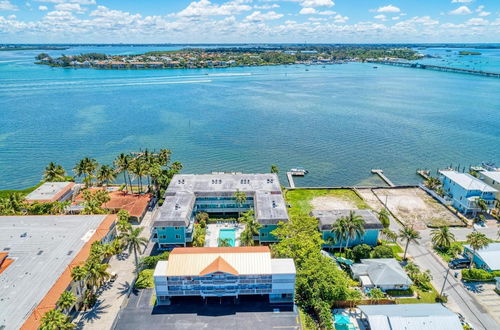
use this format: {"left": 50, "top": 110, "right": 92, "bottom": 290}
{"left": 449, "top": 258, "right": 469, "bottom": 269}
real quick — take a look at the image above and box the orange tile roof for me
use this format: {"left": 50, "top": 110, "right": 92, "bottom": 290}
{"left": 0, "top": 252, "right": 14, "bottom": 274}
{"left": 171, "top": 246, "right": 270, "bottom": 255}
{"left": 20, "top": 214, "right": 116, "bottom": 330}
{"left": 199, "top": 256, "right": 239, "bottom": 276}
{"left": 74, "top": 189, "right": 151, "bottom": 218}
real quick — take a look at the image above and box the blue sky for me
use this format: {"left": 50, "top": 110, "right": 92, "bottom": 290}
{"left": 0, "top": 0, "right": 499, "bottom": 43}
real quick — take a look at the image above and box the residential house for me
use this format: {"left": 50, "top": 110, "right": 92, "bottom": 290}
{"left": 25, "top": 182, "right": 77, "bottom": 203}
{"left": 350, "top": 258, "right": 412, "bottom": 291}
{"left": 463, "top": 242, "right": 500, "bottom": 272}
{"left": 479, "top": 171, "right": 500, "bottom": 202}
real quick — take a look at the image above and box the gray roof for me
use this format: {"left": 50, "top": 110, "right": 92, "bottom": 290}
{"left": 271, "top": 258, "right": 296, "bottom": 275}
{"left": 464, "top": 242, "right": 500, "bottom": 270}
{"left": 311, "top": 209, "right": 383, "bottom": 231}
{"left": 0, "top": 215, "right": 108, "bottom": 330}
{"left": 440, "top": 170, "right": 497, "bottom": 192}
{"left": 481, "top": 171, "right": 500, "bottom": 183}
{"left": 24, "top": 181, "right": 73, "bottom": 201}
{"left": 359, "top": 304, "right": 462, "bottom": 330}
{"left": 351, "top": 258, "right": 412, "bottom": 286}
{"left": 154, "top": 173, "right": 288, "bottom": 227}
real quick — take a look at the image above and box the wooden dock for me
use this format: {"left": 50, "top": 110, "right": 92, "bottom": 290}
{"left": 286, "top": 172, "right": 296, "bottom": 188}
{"left": 371, "top": 169, "right": 395, "bottom": 187}
{"left": 416, "top": 169, "right": 430, "bottom": 180}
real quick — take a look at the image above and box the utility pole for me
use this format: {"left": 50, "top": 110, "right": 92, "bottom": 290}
{"left": 440, "top": 267, "right": 451, "bottom": 296}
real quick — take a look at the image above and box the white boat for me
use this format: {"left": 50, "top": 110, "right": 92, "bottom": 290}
{"left": 290, "top": 167, "right": 308, "bottom": 176}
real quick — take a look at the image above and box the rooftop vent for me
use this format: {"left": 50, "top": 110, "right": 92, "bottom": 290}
{"left": 37, "top": 250, "right": 44, "bottom": 255}
{"left": 272, "top": 201, "right": 277, "bottom": 208}
{"left": 175, "top": 204, "right": 180, "bottom": 210}
{"left": 67, "top": 250, "right": 73, "bottom": 256}
{"left": 20, "top": 232, "right": 27, "bottom": 238}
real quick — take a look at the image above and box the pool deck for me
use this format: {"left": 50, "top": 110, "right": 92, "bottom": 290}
{"left": 205, "top": 223, "right": 245, "bottom": 247}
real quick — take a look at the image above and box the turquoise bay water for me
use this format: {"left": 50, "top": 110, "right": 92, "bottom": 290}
{"left": 0, "top": 46, "right": 499, "bottom": 189}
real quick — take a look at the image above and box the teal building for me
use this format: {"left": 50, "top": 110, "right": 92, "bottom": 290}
{"left": 151, "top": 173, "right": 289, "bottom": 249}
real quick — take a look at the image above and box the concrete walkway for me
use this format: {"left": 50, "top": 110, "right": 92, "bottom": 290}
{"left": 74, "top": 211, "right": 155, "bottom": 330}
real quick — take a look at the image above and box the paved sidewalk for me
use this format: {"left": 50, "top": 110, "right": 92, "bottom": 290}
{"left": 74, "top": 211, "right": 155, "bottom": 330}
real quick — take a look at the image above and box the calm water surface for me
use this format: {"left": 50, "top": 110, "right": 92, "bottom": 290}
{"left": 0, "top": 46, "right": 499, "bottom": 189}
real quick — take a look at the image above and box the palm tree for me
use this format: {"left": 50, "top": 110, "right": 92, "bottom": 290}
{"left": 330, "top": 217, "right": 349, "bottom": 253}
{"left": 56, "top": 291, "right": 76, "bottom": 314}
{"left": 130, "top": 158, "right": 147, "bottom": 193}
{"left": 466, "top": 231, "right": 491, "bottom": 269}
{"left": 239, "top": 211, "right": 261, "bottom": 246}
{"left": 218, "top": 238, "right": 232, "bottom": 247}
{"left": 71, "top": 265, "right": 87, "bottom": 299}
{"left": 343, "top": 211, "right": 366, "bottom": 251}
{"left": 43, "top": 162, "right": 66, "bottom": 182}
{"left": 476, "top": 198, "right": 488, "bottom": 215}
{"left": 270, "top": 165, "right": 279, "bottom": 174}
{"left": 378, "top": 208, "right": 390, "bottom": 229}
{"left": 233, "top": 190, "right": 247, "bottom": 218}
{"left": 85, "top": 260, "right": 110, "bottom": 293}
{"left": 431, "top": 226, "right": 455, "bottom": 249}
{"left": 96, "top": 165, "right": 116, "bottom": 187}
{"left": 424, "top": 176, "right": 441, "bottom": 190}
{"left": 40, "top": 309, "right": 73, "bottom": 330}
{"left": 158, "top": 149, "right": 172, "bottom": 166}
{"left": 0, "top": 193, "right": 25, "bottom": 215}
{"left": 121, "top": 227, "right": 148, "bottom": 274}
{"left": 114, "top": 153, "right": 132, "bottom": 192}
{"left": 381, "top": 228, "right": 398, "bottom": 242}
{"left": 399, "top": 225, "right": 421, "bottom": 260}
{"left": 74, "top": 157, "right": 98, "bottom": 187}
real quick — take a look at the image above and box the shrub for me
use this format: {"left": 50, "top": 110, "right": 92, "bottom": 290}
{"left": 435, "top": 294, "right": 448, "bottom": 303}
{"left": 462, "top": 269, "right": 494, "bottom": 281}
{"left": 139, "top": 251, "right": 170, "bottom": 269}
{"left": 372, "top": 245, "right": 394, "bottom": 259}
{"left": 385, "top": 288, "right": 413, "bottom": 296}
{"left": 135, "top": 269, "right": 154, "bottom": 288}
{"left": 368, "top": 288, "right": 385, "bottom": 299}
{"left": 351, "top": 244, "right": 372, "bottom": 260}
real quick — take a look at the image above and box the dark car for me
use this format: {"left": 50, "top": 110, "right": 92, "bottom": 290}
{"left": 449, "top": 258, "right": 470, "bottom": 269}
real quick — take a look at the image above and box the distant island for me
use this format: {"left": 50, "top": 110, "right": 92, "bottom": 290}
{"left": 35, "top": 46, "right": 422, "bottom": 70}
{"left": 459, "top": 51, "right": 482, "bottom": 56}
{"left": 1, "top": 45, "right": 68, "bottom": 51}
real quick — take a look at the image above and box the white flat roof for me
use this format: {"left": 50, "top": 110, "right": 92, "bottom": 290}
{"left": 481, "top": 171, "right": 500, "bottom": 183}
{"left": 464, "top": 242, "right": 500, "bottom": 270}
{"left": 0, "top": 215, "right": 108, "bottom": 330}
{"left": 25, "top": 182, "right": 74, "bottom": 201}
{"left": 271, "top": 258, "right": 296, "bottom": 274}
{"left": 440, "top": 171, "right": 497, "bottom": 192}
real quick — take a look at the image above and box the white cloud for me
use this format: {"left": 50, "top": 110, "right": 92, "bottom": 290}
{"left": 466, "top": 17, "right": 489, "bottom": 26}
{"left": 174, "top": 0, "right": 252, "bottom": 18}
{"left": 300, "top": 0, "right": 334, "bottom": 8}
{"left": 451, "top": 0, "right": 472, "bottom": 3}
{"left": 392, "top": 16, "right": 400, "bottom": 20}
{"left": 375, "top": 5, "right": 400, "bottom": 13}
{"left": 245, "top": 10, "right": 283, "bottom": 21}
{"left": 54, "top": 3, "right": 86, "bottom": 13}
{"left": 449, "top": 6, "right": 472, "bottom": 15}
{"left": 374, "top": 14, "right": 387, "bottom": 21}
{"left": 478, "top": 11, "right": 490, "bottom": 17}
{"left": 299, "top": 7, "right": 317, "bottom": 15}
{"left": 333, "top": 14, "right": 348, "bottom": 23}
{"left": 0, "top": 0, "right": 18, "bottom": 11}
{"left": 35, "top": 0, "right": 95, "bottom": 4}
{"left": 253, "top": 4, "right": 279, "bottom": 10}
{"left": 38, "top": 5, "right": 48, "bottom": 10}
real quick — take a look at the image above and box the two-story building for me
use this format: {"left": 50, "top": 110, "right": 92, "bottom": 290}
{"left": 479, "top": 171, "right": 500, "bottom": 203}
{"left": 153, "top": 246, "right": 296, "bottom": 305}
{"left": 151, "top": 173, "right": 289, "bottom": 249}
{"left": 311, "top": 209, "right": 383, "bottom": 249}
{"left": 439, "top": 170, "right": 497, "bottom": 215}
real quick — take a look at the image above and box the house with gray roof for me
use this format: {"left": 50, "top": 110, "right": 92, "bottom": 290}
{"left": 350, "top": 258, "right": 412, "bottom": 291}
{"left": 464, "top": 242, "right": 500, "bottom": 272}
{"left": 359, "top": 303, "right": 462, "bottom": 330}
{"left": 311, "top": 209, "right": 383, "bottom": 248}
{"left": 152, "top": 173, "right": 289, "bottom": 249}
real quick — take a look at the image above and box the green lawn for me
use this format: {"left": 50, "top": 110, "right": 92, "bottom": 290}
{"left": 0, "top": 182, "right": 44, "bottom": 199}
{"left": 285, "top": 189, "right": 369, "bottom": 217}
{"left": 395, "top": 286, "right": 439, "bottom": 304}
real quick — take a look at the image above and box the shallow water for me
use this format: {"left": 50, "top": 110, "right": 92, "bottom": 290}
{"left": 0, "top": 46, "right": 499, "bottom": 189}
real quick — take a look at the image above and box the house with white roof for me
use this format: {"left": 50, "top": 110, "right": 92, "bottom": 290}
{"left": 463, "top": 242, "right": 500, "bottom": 272}
{"left": 358, "top": 304, "right": 462, "bottom": 330}
{"left": 479, "top": 171, "right": 500, "bottom": 202}
{"left": 350, "top": 258, "right": 412, "bottom": 291}
{"left": 439, "top": 170, "right": 497, "bottom": 215}
{"left": 153, "top": 246, "right": 295, "bottom": 305}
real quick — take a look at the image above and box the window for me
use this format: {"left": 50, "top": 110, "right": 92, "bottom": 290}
{"left": 176, "top": 235, "right": 181, "bottom": 239}
{"left": 261, "top": 232, "right": 267, "bottom": 237}
{"left": 174, "top": 227, "right": 180, "bottom": 230}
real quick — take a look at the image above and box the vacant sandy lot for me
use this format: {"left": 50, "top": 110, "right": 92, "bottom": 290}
{"left": 311, "top": 196, "right": 359, "bottom": 210}
{"left": 358, "top": 187, "right": 464, "bottom": 229}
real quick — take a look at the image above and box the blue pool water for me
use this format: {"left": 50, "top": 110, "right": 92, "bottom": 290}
{"left": 219, "top": 229, "right": 236, "bottom": 247}
{"left": 0, "top": 45, "right": 499, "bottom": 189}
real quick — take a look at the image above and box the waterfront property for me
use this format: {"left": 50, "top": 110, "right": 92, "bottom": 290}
{"left": 24, "top": 181, "right": 76, "bottom": 203}
{"left": 463, "top": 242, "right": 500, "bottom": 272}
{"left": 439, "top": 170, "right": 497, "bottom": 215}
{"left": 358, "top": 304, "right": 462, "bottom": 330}
{"left": 151, "top": 173, "right": 289, "bottom": 249}
{"left": 479, "top": 171, "right": 500, "bottom": 201}
{"left": 350, "top": 258, "right": 412, "bottom": 291}
{"left": 153, "top": 246, "right": 295, "bottom": 304}
{"left": 0, "top": 215, "right": 116, "bottom": 330}
{"left": 311, "top": 209, "right": 383, "bottom": 248}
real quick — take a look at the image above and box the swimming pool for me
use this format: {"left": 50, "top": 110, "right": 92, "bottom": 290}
{"left": 218, "top": 228, "right": 236, "bottom": 247}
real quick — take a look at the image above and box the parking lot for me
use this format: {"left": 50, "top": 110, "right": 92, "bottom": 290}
{"left": 464, "top": 282, "right": 500, "bottom": 324}
{"left": 113, "top": 289, "right": 300, "bottom": 330}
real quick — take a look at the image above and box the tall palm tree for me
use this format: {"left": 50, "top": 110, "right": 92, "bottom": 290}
{"left": 378, "top": 208, "right": 390, "bottom": 229}
{"left": 40, "top": 309, "right": 73, "bottom": 330}
{"left": 114, "top": 153, "right": 132, "bottom": 192}
{"left": 84, "top": 260, "right": 110, "bottom": 293}
{"left": 74, "top": 157, "right": 98, "bottom": 187}
{"left": 466, "top": 231, "right": 491, "bottom": 269}
{"left": 121, "top": 227, "right": 148, "bottom": 274}
{"left": 56, "top": 291, "right": 76, "bottom": 315}
{"left": 343, "top": 211, "right": 366, "bottom": 251}
{"left": 96, "top": 165, "right": 116, "bottom": 187}
{"left": 239, "top": 211, "right": 261, "bottom": 246}
{"left": 130, "top": 158, "right": 147, "bottom": 193}
{"left": 382, "top": 228, "right": 398, "bottom": 242}
{"left": 43, "top": 162, "right": 66, "bottom": 182}
{"left": 399, "top": 225, "right": 421, "bottom": 260}
{"left": 270, "top": 165, "right": 279, "bottom": 174}
{"left": 71, "top": 265, "right": 87, "bottom": 299}
{"left": 476, "top": 198, "right": 488, "bottom": 215}
{"left": 431, "top": 226, "right": 455, "bottom": 249}
{"left": 234, "top": 190, "right": 247, "bottom": 218}
{"left": 330, "top": 217, "right": 349, "bottom": 252}
{"left": 158, "top": 149, "right": 172, "bottom": 166}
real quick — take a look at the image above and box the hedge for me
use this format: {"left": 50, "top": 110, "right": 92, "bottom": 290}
{"left": 461, "top": 269, "right": 496, "bottom": 282}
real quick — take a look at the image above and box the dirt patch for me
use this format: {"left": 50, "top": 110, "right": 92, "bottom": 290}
{"left": 310, "top": 196, "right": 358, "bottom": 210}
{"left": 371, "top": 188, "right": 464, "bottom": 229}
{"left": 356, "top": 189, "right": 385, "bottom": 212}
